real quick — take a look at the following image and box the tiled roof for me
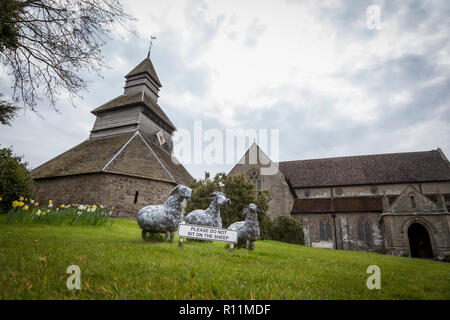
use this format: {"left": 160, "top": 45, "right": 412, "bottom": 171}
{"left": 279, "top": 150, "right": 450, "bottom": 188}
{"left": 125, "top": 57, "right": 161, "bottom": 87}
{"left": 91, "top": 92, "right": 176, "bottom": 130}
{"left": 291, "top": 196, "right": 384, "bottom": 213}
{"left": 31, "top": 133, "right": 193, "bottom": 185}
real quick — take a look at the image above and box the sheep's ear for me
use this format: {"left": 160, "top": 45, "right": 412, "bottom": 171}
{"left": 226, "top": 199, "right": 232, "bottom": 209}
{"left": 169, "top": 185, "right": 180, "bottom": 197}
{"left": 208, "top": 192, "right": 218, "bottom": 200}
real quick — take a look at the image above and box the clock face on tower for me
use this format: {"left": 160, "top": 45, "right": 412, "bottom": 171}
{"left": 156, "top": 130, "right": 166, "bottom": 146}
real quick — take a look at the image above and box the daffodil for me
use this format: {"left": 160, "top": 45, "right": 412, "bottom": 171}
{"left": 30, "top": 199, "right": 34, "bottom": 204}
{"left": 18, "top": 201, "right": 24, "bottom": 207}
{"left": 12, "top": 200, "right": 19, "bottom": 207}
{"left": 49, "top": 200, "right": 53, "bottom": 204}
{"left": 36, "top": 210, "right": 41, "bottom": 216}
{"left": 60, "top": 204, "right": 65, "bottom": 208}
{"left": 24, "top": 205, "right": 29, "bottom": 210}
{"left": 35, "top": 202, "right": 39, "bottom": 206}
{"left": 42, "top": 211, "right": 46, "bottom": 216}
{"left": 0, "top": 196, "right": 2, "bottom": 201}
{"left": 48, "top": 203, "right": 53, "bottom": 208}
{"left": 19, "top": 196, "right": 24, "bottom": 201}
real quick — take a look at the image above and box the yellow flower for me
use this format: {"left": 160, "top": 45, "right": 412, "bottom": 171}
{"left": 25, "top": 198, "right": 28, "bottom": 201}
{"left": 24, "top": 205, "right": 29, "bottom": 210}
{"left": 60, "top": 204, "right": 65, "bottom": 208}
{"left": 35, "top": 202, "right": 39, "bottom": 206}
{"left": 42, "top": 211, "right": 46, "bottom": 216}
{"left": 12, "top": 200, "right": 19, "bottom": 207}
{"left": 19, "top": 196, "right": 24, "bottom": 201}
{"left": 0, "top": 196, "right": 2, "bottom": 201}
{"left": 49, "top": 200, "right": 53, "bottom": 204}
{"left": 18, "top": 201, "right": 24, "bottom": 207}
{"left": 93, "top": 205, "right": 97, "bottom": 209}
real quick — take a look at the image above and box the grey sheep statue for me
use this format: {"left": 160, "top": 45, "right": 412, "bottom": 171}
{"left": 185, "top": 191, "right": 231, "bottom": 228}
{"left": 228, "top": 203, "right": 262, "bottom": 250}
{"left": 137, "top": 185, "right": 192, "bottom": 242}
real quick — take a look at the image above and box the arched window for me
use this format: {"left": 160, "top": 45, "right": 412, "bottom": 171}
{"left": 357, "top": 217, "right": 371, "bottom": 241}
{"left": 319, "top": 218, "right": 332, "bottom": 241}
{"left": 247, "top": 170, "right": 262, "bottom": 191}
{"left": 410, "top": 195, "right": 416, "bottom": 210}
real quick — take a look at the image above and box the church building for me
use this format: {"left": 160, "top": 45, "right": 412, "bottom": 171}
{"left": 31, "top": 56, "right": 192, "bottom": 217}
{"left": 229, "top": 144, "right": 450, "bottom": 260}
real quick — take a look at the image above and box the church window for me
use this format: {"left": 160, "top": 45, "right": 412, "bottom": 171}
{"left": 410, "top": 195, "right": 416, "bottom": 210}
{"left": 319, "top": 218, "right": 332, "bottom": 241}
{"left": 134, "top": 191, "right": 139, "bottom": 204}
{"left": 357, "top": 217, "right": 371, "bottom": 241}
{"left": 247, "top": 170, "right": 262, "bottom": 191}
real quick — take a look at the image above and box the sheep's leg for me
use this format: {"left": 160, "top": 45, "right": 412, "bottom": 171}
{"left": 249, "top": 241, "right": 255, "bottom": 251}
{"left": 170, "top": 232, "right": 175, "bottom": 242}
{"left": 165, "top": 231, "right": 169, "bottom": 242}
{"left": 142, "top": 230, "right": 147, "bottom": 241}
{"left": 245, "top": 240, "right": 249, "bottom": 250}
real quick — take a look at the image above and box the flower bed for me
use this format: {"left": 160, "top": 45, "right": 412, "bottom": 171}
{"left": 4, "top": 197, "right": 113, "bottom": 226}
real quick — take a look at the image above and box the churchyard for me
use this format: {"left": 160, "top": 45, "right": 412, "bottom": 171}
{"left": 0, "top": 215, "right": 449, "bottom": 300}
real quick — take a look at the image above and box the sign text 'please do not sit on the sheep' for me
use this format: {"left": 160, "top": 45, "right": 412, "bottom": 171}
{"left": 178, "top": 224, "right": 238, "bottom": 243}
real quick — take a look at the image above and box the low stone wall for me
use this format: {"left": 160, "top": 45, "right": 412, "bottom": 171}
{"left": 32, "top": 172, "right": 176, "bottom": 217}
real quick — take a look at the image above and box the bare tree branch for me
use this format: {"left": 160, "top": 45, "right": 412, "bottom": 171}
{"left": 0, "top": 0, "right": 135, "bottom": 112}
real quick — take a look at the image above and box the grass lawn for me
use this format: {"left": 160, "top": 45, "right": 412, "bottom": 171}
{"left": 0, "top": 216, "right": 449, "bottom": 300}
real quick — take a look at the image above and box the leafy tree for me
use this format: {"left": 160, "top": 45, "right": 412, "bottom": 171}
{"left": 269, "top": 216, "right": 304, "bottom": 244}
{"left": 0, "top": 0, "right": 134, "bottom": 112}
{"left": 0, "top": 146, "right": 32, "bottom": 213}
{"left": 0, "top": 94, "right": 19, "bottom": 126}
{"left": 186, "top": 172, "right": 271, "bottom": 239}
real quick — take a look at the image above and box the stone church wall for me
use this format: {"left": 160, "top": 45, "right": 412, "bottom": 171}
{"left": 292, "top": 212, "right": 385, "bottom": 253}
{"left": 32, "top": 172, "right": 176, "bottom": 217}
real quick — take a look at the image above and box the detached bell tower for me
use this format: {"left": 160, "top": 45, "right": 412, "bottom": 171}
{"left": 89, "top": 55, "right": 176, "bottom": 153}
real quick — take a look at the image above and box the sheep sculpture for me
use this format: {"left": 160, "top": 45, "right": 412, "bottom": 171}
{"left": 228, "top": 203, "right": 262, "bottom": 250}
{"left": 185, "top": 191, "right": 231, "bottom": 228}
{"left": 137, "top": 185, "right": 192, "bottom": 242}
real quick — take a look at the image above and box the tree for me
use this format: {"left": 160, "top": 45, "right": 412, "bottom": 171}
{"left": 0, "top": 146, "right": 32, "bottom": 213}
{"left": 269, "top": 216, "right": 304, "bottom": 245}
{"left": 0, "top": 0, "right": 134, "bottom": 114}
{"left": 0, "top": 94, "right": 19, "bottom": 126}
{"left": 186, "top": 172, "right": 272, "bottom": 239}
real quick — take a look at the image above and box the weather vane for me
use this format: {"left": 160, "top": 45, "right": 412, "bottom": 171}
{"left": 147, "top": 35, "right": 157, "bottom": 58}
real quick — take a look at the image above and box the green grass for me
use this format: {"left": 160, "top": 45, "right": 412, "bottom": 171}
{"left": 0, "top": 215, "right": 449, "bottom": 300}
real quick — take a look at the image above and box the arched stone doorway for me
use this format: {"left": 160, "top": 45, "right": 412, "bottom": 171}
{"left": 408, "top": 223, "right": 434, "bottom": 258}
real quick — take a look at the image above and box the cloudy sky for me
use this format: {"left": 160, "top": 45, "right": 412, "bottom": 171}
{"left": 1, "top": 0, "right": 449, "bottom": 179}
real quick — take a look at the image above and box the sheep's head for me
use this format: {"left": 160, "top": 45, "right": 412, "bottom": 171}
{"left": 170, "top": 185, "right": 192, "bottom": 201}
{"left": 209, "top": 191, "right": 231, "bottom": 209}
{"left": 244, "top": 203, "right": 263, "bottom": 219}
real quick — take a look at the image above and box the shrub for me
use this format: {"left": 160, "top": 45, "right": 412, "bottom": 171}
{"left": 269, "top": 215, "right": 304, "bottom": 244}
{"left": 0, "top": 146, "right": 32, "bottom": 213}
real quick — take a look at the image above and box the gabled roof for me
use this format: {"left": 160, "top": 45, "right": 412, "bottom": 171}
{"left": 125, "top": 57, "right": 161, "bottom": 87}
{"left": 31, "top": 132, "right": 193, "bottom": 185}
{"left": 279, "top": 150, "right": 450, "bottom": 188}
{"left": 90, "top": 91, "right": 176, "bottom": 131}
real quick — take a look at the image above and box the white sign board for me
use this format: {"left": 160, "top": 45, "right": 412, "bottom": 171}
{"left": 178, "top": 223, "right": 238, "bottom": 243}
